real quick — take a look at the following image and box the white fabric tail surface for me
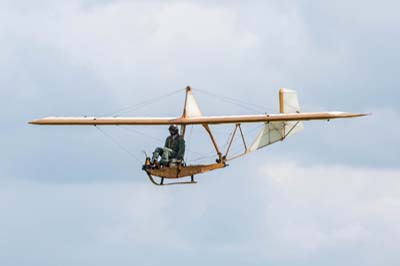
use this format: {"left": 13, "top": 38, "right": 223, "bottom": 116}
{"left": 281, "top": 88, "right": 301, "bottom": 113}
{"left": 248, "top": 88, "right": 304, "bottom": 152}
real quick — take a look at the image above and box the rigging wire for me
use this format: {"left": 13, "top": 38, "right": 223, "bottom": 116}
{"left": 94, "top": 87, "right": 269, "bottom": 165}
{"left": 118, "top": 124, "right": 214, "bottom": 164}
{"left": 195, "top": 88, "right": 275, "bottom": 114}
{"left": 117, "top": 126, "right": 164, "bottom": 142}
{"left": 94, "top": 126, "right": 143, "bottom": 163}
{"left": 188, "top": 141, "right": 230, "bottom": 163}
{"left": 118, "top": 124, "right": 206, "bottom": 158}
{"left": 102, "top": 88, "right": 183, "bottom": 117}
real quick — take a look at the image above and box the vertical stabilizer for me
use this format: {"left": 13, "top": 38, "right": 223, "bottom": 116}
{"left": 279, "top": 88, "right": 301, "bottom": 113}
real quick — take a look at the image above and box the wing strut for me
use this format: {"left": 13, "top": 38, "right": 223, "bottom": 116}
{"left": 224, "top": 124, "right": 239, "bottom": 157}
{"left": 238, "top": 124, "right": 247, "bottom": 151}
{"left": 224, "top": 123, "right": 249, "bottom": 161}
{"left": 203, "top": 124, "right": 222, "bottom": 161}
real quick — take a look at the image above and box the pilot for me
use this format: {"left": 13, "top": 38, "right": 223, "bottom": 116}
{"left": 151, "top": 124, "right": 185, "bottom": 166}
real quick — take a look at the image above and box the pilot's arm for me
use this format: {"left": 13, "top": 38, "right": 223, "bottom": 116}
{"left": 164, "top": 136, "right": 170, "bottom": 148}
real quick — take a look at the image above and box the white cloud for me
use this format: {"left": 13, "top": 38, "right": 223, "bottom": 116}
{"left": 0, "top": 179, "right": 193, "bottom": 264}
{"left": 2, "top": 160, "right": 399, "bottom": 265}
{"left": 2, "top": 1, "right": 310, "bottom": 103}
{"left": 8, "top": 2, "right": 259, "bottom": 95}
{"left": 250, "top": 161, "right": 400, "bottom": 263}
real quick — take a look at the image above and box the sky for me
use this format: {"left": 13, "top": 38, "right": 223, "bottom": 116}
{"left": 1, "top": 0, "right": 400, "bottom": 265}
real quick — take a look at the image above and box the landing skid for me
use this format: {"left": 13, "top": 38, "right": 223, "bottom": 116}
{"left": 145, "top": 172, "right": 197, "bottom": 186}
{"left": 142, "top": 161, "right": 226, "bottom": 186}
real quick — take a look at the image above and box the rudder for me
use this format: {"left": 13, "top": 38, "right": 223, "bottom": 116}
{"left": 279, "top": 88, "right": 301, "bottom": 114}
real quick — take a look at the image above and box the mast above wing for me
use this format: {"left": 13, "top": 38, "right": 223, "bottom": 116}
{"left": 182, "top": 86, "right": 202, "bottom": 118}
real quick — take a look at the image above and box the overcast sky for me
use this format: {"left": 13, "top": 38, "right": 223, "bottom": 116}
{"left": 1, "top": 1, "right": 400, "bottom": 265}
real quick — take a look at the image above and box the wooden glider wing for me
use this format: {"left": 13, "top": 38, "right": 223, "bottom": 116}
{"left": 29, "top": 87, "right": 366, "bottom": 126}
{"left": 29, "top": 112, "right": 365, "bottom": 126}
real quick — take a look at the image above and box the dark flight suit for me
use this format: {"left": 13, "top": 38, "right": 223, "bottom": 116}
{"left": 152, "top": 134, "right": 185, "bottom": 165}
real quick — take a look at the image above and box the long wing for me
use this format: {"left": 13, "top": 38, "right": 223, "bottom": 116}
{"left": 29, "top": 112, "right": 367, "bottom": 126}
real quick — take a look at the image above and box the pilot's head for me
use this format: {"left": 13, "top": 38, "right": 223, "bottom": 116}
{"left": 168, "top": 124, "right": 179, "bottom": 136}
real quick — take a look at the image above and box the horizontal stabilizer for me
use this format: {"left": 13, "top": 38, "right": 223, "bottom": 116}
{"left": 248, "top": 88, "right": 304, "bottom": 152}
{"left": 247, "top": 120, "right": 303, "bottom": 152}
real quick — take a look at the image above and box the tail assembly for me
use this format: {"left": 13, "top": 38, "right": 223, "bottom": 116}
{"left": 248, "top": 88, "right": 304, "bottom": 152}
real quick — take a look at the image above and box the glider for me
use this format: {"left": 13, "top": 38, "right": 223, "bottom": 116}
{"left": 30, "top": 86, "right": 367, "bottom": 186}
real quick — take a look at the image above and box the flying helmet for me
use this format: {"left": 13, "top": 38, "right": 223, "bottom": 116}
{"left": 168, "top": 124, "right": 179, "bottom": 134}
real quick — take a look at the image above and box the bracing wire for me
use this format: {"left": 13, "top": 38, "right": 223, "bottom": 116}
{"left": 94, "top": 126, "right": 143, "bottom": 163}
{"left": 118, "top": 124, "right": 206, "bottom": 158}
{"left": 94, "top": 87, "right": 270, "bottom": 165}
{"left": 117, "top": 126, "right": 164, "bottom": 142}
{"left": 195, "top": 88, "right": 274, "bottom": 114}
{"left": 102, "top": 88, "right": 183, "bottom": 117}
{"left": 188, "top": 141, "right": 231, "bottom": 163}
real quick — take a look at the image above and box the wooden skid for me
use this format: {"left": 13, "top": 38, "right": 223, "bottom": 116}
{"left": 144, "top": 162, "right": 226, "bottom": 179}
{"left": 146, "top": 173, "right": 197, "bottom": 186}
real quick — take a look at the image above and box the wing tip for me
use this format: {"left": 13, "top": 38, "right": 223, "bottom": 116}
{"left": 357, "top": 113, "right": 371, "bottom": 117}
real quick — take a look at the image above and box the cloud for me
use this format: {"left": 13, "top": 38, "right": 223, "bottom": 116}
{"left": 269, "top": 107, "right": 400, "bottom": 168}
{"left": 250, "top": 160, "right": 400, "bottom": 264}
{"left": 1, "top": 160, "right": 399, "bottom": 265}
{"left": 1, "top": 1, "right": 304, "bottom": 104}
{"left": 0, "top": 179, "right": 191, "bottom": 265}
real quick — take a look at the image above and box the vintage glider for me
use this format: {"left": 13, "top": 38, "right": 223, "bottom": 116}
{"left": 29, "top": 87, "right": 367, "bottom": 186}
